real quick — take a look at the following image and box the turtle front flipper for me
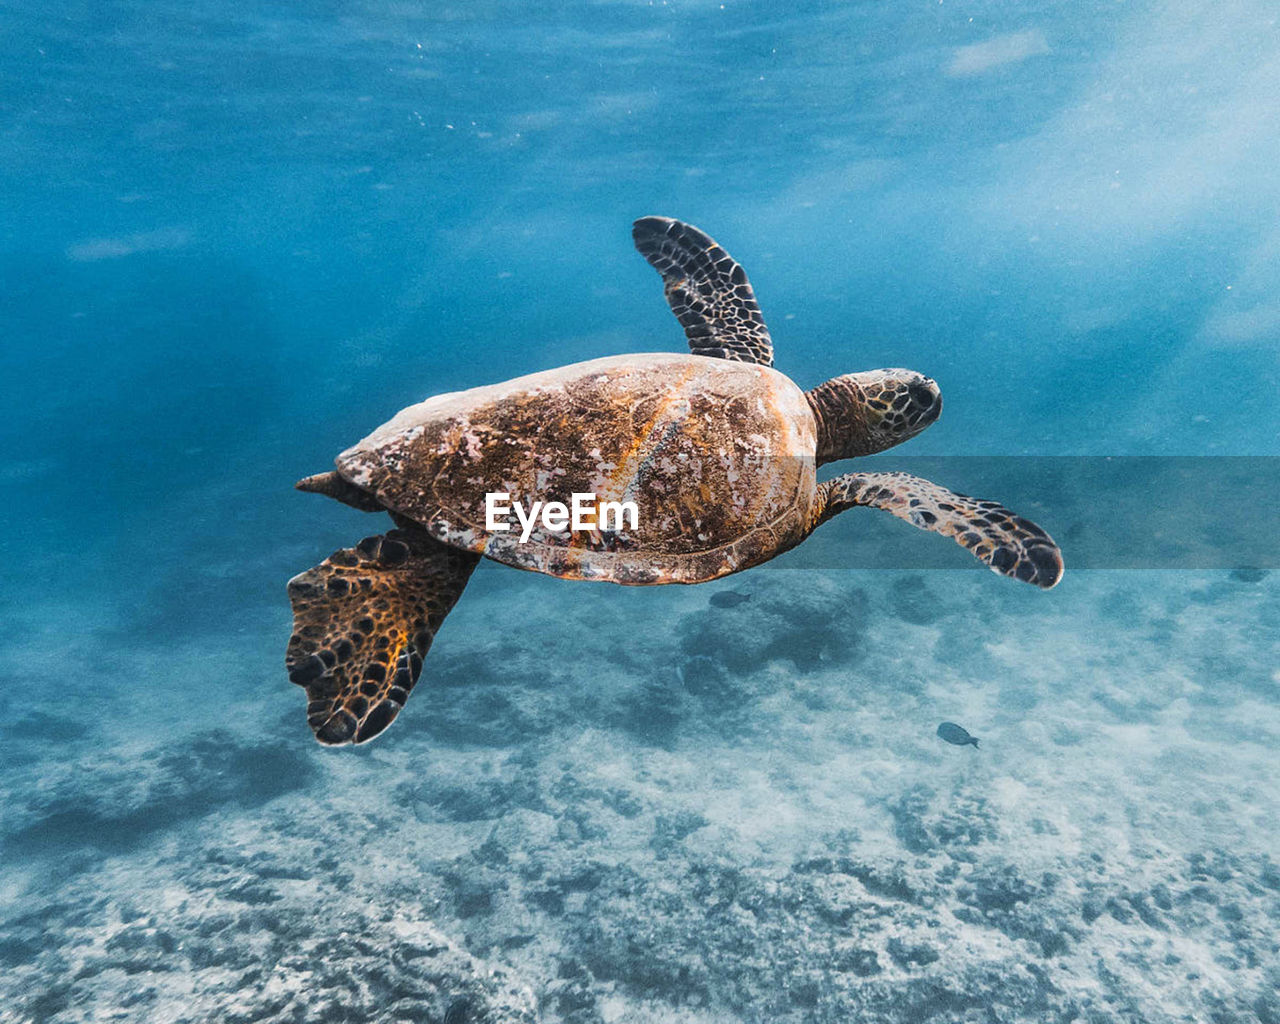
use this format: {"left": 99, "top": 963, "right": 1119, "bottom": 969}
{"left": 286, "top": 528, "right": 480, "bottom": 745}
{"left": 632, "top": 216, "right": 774, "bottom": 367}
{"left": 814, "top": 471, "right": 1063, "bottom": 589}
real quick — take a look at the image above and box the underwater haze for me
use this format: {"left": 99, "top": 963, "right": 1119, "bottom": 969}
{"left": 2, "top": 2, "right": 1279, "bottom": 1022}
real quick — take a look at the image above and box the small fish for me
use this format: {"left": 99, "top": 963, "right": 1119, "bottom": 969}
{"left": 444, "top": 997, "right": 470, "bottom": 1024}
{"left": 1230, "top": 566, "right": 1269, "bottom": 584}
{"left": 937, "top": 722, "right": 979, "bottom": 748}
{"left": 709, "top": 591, "right": 751, "bottom": 608}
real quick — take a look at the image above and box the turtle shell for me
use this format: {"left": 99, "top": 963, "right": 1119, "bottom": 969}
{"left": 335, "top": 353, "right": 818, "bottom": 584}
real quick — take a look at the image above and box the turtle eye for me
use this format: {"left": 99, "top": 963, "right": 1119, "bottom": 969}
{"left": 908, "top": 382, "right": 936, "bottom": 410}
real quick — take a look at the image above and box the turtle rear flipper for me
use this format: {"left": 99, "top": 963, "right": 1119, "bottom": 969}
{"left": 286, "top": 528, "right": 479, "bottom": 744}
{"left": 815, "top": 471, "right": 1063, "bottom": 589}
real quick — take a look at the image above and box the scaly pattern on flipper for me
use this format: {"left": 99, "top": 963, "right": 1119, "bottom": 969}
{"left": 816, "top": 471, "right": 1063, "bottom": 588}
{"left": 286, "top": 529, "right": 479, "bottom": 744}
{"left": 632, "top": 216, "right": 774, "bottom": 367}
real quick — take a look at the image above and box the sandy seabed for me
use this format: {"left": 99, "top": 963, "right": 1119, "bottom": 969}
{"left": 1, "top": 567, "right": 1277, "bottom": 1024}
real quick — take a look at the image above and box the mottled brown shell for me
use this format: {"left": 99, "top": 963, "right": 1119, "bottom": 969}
{"left": 335, "top": 353, "right": 818, "bottom": 584}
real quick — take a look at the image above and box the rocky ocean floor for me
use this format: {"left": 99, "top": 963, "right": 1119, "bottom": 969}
{"left": 1, "top": 565, "right": 1278, "bottom": 1023}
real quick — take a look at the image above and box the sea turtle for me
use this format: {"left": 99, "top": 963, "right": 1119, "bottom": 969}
{"left": 288, "top": 217, "right": 1062, "bottom": 745}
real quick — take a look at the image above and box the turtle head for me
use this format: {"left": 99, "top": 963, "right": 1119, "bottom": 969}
{"left": 806, "top": 369, "right": 941, "bottom": 465}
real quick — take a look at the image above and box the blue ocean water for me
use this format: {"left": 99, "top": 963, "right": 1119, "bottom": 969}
{"left": 2, "top": 3, "right": 1278, "bottom": 1023}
